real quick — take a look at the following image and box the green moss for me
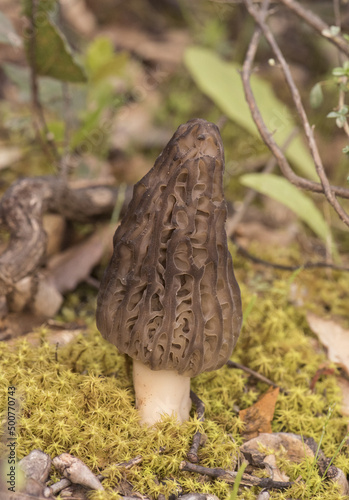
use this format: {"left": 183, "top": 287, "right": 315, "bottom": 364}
{"left": 0, "top": 247, "right": 348, "bottom": 499}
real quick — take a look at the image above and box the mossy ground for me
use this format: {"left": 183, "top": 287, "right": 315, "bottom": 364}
{"left": 0, "top": 246, "right": 349, "bottom": 499}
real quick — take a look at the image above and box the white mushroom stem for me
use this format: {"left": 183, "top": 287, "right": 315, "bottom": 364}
{"left": 132, "top": 359, "right": 192, "bottom": 425}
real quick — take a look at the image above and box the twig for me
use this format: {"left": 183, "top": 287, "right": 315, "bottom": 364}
{"left": 309, "top": 367, "right": 335, "bottom": 393}
{"left": 85, "top": 275, "right": 101, "bottom": 289}
{"left": 332, "top": 0, "right": 349, "bottom": 140}
{"left": 227, "top": 127, "right": 299, "bottom": 235}
{"left": 242, "top": 0, "right": 349, "bottom": 226}
{"left": 231, "top": 236, "right": 349, "bottom": 272}
{"left": 27, "top": 0, "right": 60, "bottom": 166}
{"left": 187, "top": 391, "right": 205, "bottom": 463}
{"left": 179, "top": 461, "right": 293, "bottom": 490}
{"left": 45, "top": 456, "right": 143, "bottom": 496}
{"left": 61, "top": 82, "right": 73, "bottom": 180}
{"left": 179, "top": 495, "right": 215, "bottom": 500}
{"left": 0, "top": 177, "right": 131, "bottom": 295}
{"left": 44, "top": 478, "right": 71, "bottom": 497}
{"left": 115, "top": 455, "right": 143, "bottom": 470}
{"left": 226, "top": 360, "right": 281, "bottom": 390}
{"left": 277, "top": 0, "right": 349, "bottom": 57}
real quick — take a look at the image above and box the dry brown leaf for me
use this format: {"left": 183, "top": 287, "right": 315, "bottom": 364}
{"left": 7, "top": 327, "right": 82, "bottom": 347}
{"left": 61, "top": 0, "right": 96, "bottom": 36}
{"left": 103, "top": 26, "right": 191, "bottom": 67}
{"left": 0, "top": 147, "right": 22, "bottom": 170}
{"left": 307, "top": 313, "right": 349, "bottom": 375}
{"left": 239, "top": 387, "right": 280, "bottom": 440}
{"left": 240, "top": 432, "right": 315, "bottom": 466}
{"left": 233, "top": 221, "right": 297, "bottom": 248}
{"left": 43, "top": 214, "right": 66, "bottom": 257}
{"left": 47, "top": 226, "right": 114, "bottom": 294}
{"left": 263, "top": 454, "right": 290, "bottom": 482}
{"left": 337, "top": 377, "right": 349, "bottom": 419}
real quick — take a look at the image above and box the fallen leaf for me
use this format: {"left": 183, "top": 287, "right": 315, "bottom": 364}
{"left": 43, "top": 214, "right": 66, "bottom": 257}
{"left": 329, "top": 467, "right": 349, "bottom": 496}
{"left": 263, "top": 454, "right": 289, "bottom": 482}
{"left": 103, "top": 26, "right": 190, "bottom": 66}
{"left": 239, "top": 387, "right": 279, "bottom": 440}
{"left": 240, "top": 432, "right": 315, "bottom": 466}
{"left": 256, "top": 492, "right": 270, "bottom": 500}
{"left": 232, "top": 221, "right": 297, "bottom": 248}
{"left": 337, "top": 377, "right": 349, "bottom": 418}
{"left": 0, "top": 147, "right": 22, "bottom": 170}
{"left": 307, "top": 313, "right": 349, "bottom": 375}
{"left": 47, "top": 225, "right": 114, "bottom": 294}
{"left": 60, "top": 0, "right": 96, "bottom": 37}
{"left": 7, "top": 327, "right": 82, "bottom": 348}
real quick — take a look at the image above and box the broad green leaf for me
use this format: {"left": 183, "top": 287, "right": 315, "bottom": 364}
{"left": 184, "top": 47, "right": 317, "bottom": 181}
{"left": 23, "top": 0, "right": 86, "bottom": 83}
{"left": 240, "top": 173, "right": 330, "bottom": 241}
{"left": 85, "top": 38, "right": 128, "bottom": 84}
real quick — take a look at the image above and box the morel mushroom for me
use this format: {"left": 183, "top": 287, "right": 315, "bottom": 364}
{"left": 97, "top": 118, "right": 242, "bottom": 425}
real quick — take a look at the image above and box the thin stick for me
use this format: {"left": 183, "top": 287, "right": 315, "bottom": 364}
{"left": 179, "top": 461, "right": 293, "bottom": 489}
{"left": 226, "top": 360, "right": 280, "bottom": 390}
{"left": 227, "top": 127, "right": 299, "bottom": 235}
{"left": 27, "top": 0, "right": 60, "bottom": 165}
{"left": 45, "top": 456, "right": 143, "bottom": 496}
{"left": 332, "top": 0, "right": 349, "bottom": 140}
{"left": 242, "top": 0, "right": 349, "bottom": 226}
{"left": 277, "top": 0, "right": 349, "bottom": 57}
{"left": 61, "top": 82, "right": 73, "bottom": 180}
{"left": 115, "top": 455, "right": 143, "bottom": 470}
{"left": 187, "top": 390, "right": 205, "bottom": 463}
{"left": 231, "top": 236, "right": 349, "bottom": 272}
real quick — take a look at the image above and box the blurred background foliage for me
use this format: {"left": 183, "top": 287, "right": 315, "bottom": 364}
{"left": 0, "top": 0, "right": 348, "bottom": 250}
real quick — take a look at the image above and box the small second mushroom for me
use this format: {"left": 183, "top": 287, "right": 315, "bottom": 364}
{"left": 96, "top": 118, "right": 242, "bottom": 425}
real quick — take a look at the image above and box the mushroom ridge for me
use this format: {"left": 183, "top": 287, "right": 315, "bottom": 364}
{"left": 97, "top": 118, "right": 242, "bottom": 377}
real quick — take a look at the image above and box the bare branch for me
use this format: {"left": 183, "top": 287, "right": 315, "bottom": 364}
{"left": 227, "top": 128, "right": 299, "bottom": 235}
{"left": 0, "top": 176, "right": 131, "bottom": 295}
{"left": 27, "top": 0, "right": 60, "bottom": 165}
{"left": 278, "top": 0, "right": 349, "bottom": 57}
{"left": 226, "top": 360, "right": 282, "bottom": 390}
{"left": 242, "top": 0, "right": 349, "bottom": 227}
{"left": 187, "top": 391, "right": 205, "bottom": 463}
{"left": 179, "top": 461, "right": 294, "bottom": 490}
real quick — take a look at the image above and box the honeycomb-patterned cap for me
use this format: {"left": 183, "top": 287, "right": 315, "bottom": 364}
{"left": 97, "top": 119, "right": 242, "bottom": 377}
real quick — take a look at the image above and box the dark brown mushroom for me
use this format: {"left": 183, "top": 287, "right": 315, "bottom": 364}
{"left": 97, "top": 118, "right": 242, "bottom": 424}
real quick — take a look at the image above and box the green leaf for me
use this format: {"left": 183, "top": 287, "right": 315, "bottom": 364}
{"left": 240, "top": 173, "right": 330, "bottom": 241}
{"left": 23, "top": 0, "right": 86, "bottom": 83}
{"left": 85, "top": 37, "right": 128, "bottom": 84}
{"left": 332, "top": 67, "right": 349, "bottom": 77}
{"left": 322, "top": 25, "right": 341, "bottom": 37}
{"left": 229, "top": 462, "right": 248, "bottom": 500}
{"left": 184, "top": 46, "right": 317, "bottom": 181}
{"left": 327, "top": 111, "right": 340, "bottom": 118}
{"left": 310, "top": 83, "right": 323, "bottom": 109}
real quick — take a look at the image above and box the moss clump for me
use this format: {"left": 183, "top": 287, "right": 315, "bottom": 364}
{"left": 0, "top": 248, "right": 348, "bottom": 499}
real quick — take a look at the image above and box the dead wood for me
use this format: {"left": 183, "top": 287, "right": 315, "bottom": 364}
{"left": 0, "top": 176, "right": 131, "bottom": 314}
{"left": 179, "top": 461, "right": 293, "bottom": 490}
{"left": 187, "top": 391, "right": 205, "bottom": 463}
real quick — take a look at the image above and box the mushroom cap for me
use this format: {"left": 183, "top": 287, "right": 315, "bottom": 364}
{"left": 97, "top": 118, "right": 242, "bottom": 377}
